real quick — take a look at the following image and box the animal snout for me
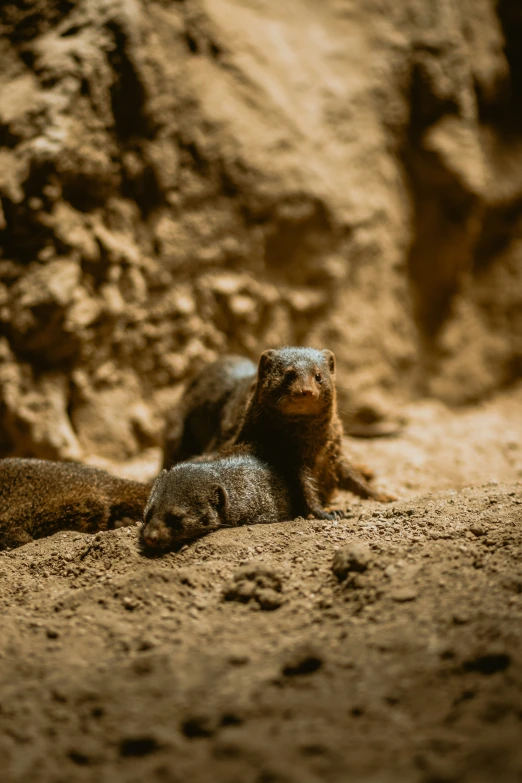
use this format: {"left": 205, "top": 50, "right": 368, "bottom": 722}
{"left": 143, "top": 528, "right": 160, "bottom": 545}
{"left": 142, "top": 527, "right": 162, "bottom": 548}
{"left": 290, "top": 386, "right": 316, "bottom": 398}
{"left": 141, "top": 519, "right": 169, "bottom": 548}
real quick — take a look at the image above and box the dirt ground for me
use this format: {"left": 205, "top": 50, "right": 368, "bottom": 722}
{"left": 1, "top": 384, "right": 521, "bottom": 783}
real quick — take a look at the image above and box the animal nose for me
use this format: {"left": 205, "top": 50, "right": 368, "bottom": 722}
{"left": 301, "top": 389, "right": 314, "bottom": 397}
{"left": 144, "top": 529, "right": 160, "bottom": 546}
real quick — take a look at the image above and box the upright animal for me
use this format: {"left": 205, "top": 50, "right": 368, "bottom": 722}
{"left": 141, "top": 452, "right": 293, "bottom": 550}
{"left": 0, "top": 458, "right": 150, "bottom": 550}
{"left": 163, "top": 347, "right": 394, "bottom": 521}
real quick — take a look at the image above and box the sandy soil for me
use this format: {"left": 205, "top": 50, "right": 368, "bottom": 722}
{"left": 1, "top": 385, "right": 521, "bottom": 783}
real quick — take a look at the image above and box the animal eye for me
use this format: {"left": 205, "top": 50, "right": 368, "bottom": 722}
{"left": 164, "top": 512, "right": 184, "bottom": 530}
{"left": 315, "top": 373, "right": 322, "bottom": 383}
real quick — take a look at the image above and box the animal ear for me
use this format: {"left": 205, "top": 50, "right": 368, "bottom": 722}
{"left": 149, "top": 468, "right": 168, "bottom": 498}
{"left": 211, "top": 483, "right": 229, "bottom": 512}
{"left": 153, "top": 468, "right": 167, "bottom": 486}
{"left": 258, "top": 349, "right": 277, "bottom": 378}
{"left": 322, "top": 349, "right": 336, "bottom": 374}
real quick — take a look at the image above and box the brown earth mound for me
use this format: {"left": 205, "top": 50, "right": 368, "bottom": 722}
{"left": 1, "top": 387, "right": 521, "bottom": 783}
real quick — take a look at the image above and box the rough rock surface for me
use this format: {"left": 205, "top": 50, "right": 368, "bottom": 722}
{"left": 1, "top": 0, "right": 522, "bottom": 462}
{"left": 1, "top": 388, "right": 521, "bottom": 783}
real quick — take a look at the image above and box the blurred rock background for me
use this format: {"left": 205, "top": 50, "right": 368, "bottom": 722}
{"left": 0, "top": 0, "right": 521, "bottom": 466}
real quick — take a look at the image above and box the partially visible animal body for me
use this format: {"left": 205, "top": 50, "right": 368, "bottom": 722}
{"left": 0, "top": 458, "right": 150, "bottom": 550}
{"left": 162, "top": 348, "right": 395, "bottom": 522}
{"left": 141, "top": 452, "right": 293, "bottom": 550}
{"left": 162, "top": 355, "right": 256, "bottom": 469}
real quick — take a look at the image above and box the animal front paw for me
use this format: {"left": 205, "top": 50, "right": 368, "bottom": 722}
{"left": 308, "top": 507, "right": 348, "bottom": 521}
{"left": 374, "top": 490, "right": 397, "bottom": 503}
{"left": 328, "top": 508, "right": 350, "bottom": 521}
{"left": 113, "top": 516, "right": 138, "bottom": 529}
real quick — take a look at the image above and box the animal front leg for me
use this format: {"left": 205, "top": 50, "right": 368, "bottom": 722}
{"left": 337, "top": 459, "right": 396, "bottom": 502}
{"left": 350, "top": 461, "right": 375, "bottom": 480}
{"left": 298, "top": 467, "right": 348, "bottom": 521}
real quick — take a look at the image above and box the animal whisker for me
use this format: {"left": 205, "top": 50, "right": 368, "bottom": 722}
{"left": 334, "top": 382, "right": 359, "bottom": 394}
{"left": 337, "top": 405, "right": 360, "bottom": 417}
{"left": 123, "top": 511, "right": 144, "bottom": 526}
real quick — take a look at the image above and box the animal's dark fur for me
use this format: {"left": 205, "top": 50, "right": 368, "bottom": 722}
{"left": 0, "top": 458, "right": 150, "bottom": 550}
{"left": 162, "top": 355, "right": 256, "bottom": 469}
{"left": 231, "top": 347, "right": 394, "bottom": 520}
{"left": 163, "top": 347, "right": 394, "bottom": 521}
{"left": 141, "top": 453, "right": 293, "bottom": 550}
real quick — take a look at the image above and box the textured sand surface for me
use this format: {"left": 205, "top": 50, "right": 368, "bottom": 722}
{"left": 1, "top": 387, "right": 521, "bottom": 783}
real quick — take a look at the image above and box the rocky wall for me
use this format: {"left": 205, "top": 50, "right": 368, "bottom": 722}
{"left": 0, "top": 0, "right": 521, "bottom": 463}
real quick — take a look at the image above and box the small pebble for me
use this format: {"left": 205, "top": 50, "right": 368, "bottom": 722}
{"left": 390, "top": 587, "right": 417, "bottom": 603}
{"left": 332, "top": 543, "right": 372, "bottom": 581}
{"left": 282, "top": 644, "right": 323, "bottom": 677}
{"left": 452, "top": 612, "right": 470, "bottom": 625}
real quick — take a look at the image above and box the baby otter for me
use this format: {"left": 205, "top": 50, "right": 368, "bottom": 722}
{"left": 141, "top": 453, "right": 293, "bottom": 550}
{"left": 0, "top": 458, "right": 150, "bottom": 550}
